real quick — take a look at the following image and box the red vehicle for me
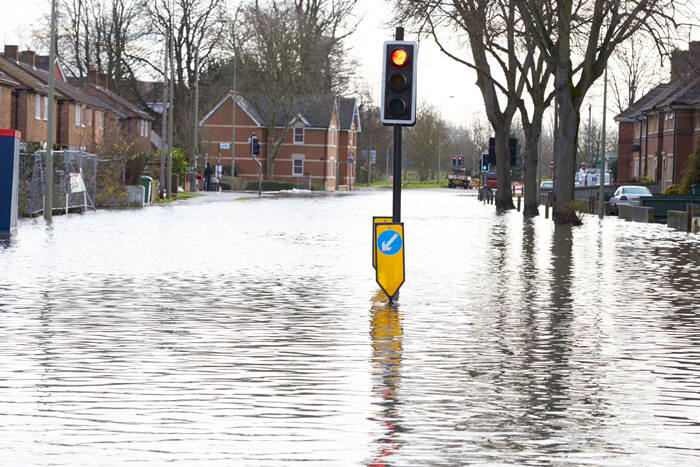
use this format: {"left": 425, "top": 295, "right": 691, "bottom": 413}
{"left": 485, "top": 170, "right": 497, "bottom": 188}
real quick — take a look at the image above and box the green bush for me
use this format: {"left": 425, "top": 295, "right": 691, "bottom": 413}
{"left": 663, "top": 184, "right": 684, "bottom": 195}
{"left": 680, "top": 149, "right": 700, "bottom": 192}
{"left": 244, "top": 180, "right": 295, "bottom": 191}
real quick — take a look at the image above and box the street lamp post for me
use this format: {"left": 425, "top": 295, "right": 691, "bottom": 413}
{"left": 44, "top": 0, "right": 57, "bottom": 222}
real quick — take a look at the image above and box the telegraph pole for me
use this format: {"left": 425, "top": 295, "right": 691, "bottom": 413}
{"left": 160, "top": 31, "right": 169, "bottom": 198}
{"left": 599, "top": 66, "right": 608, "bottom": 219}
{"left": 192, "top": 51, "right": 199, "bottom": 178}
{"left": 167, "top": 22, "right": 175, "bottom": 198}
{"left": 231, "top": 57, "right": 236, "bottom": 177}
{"left": 44, "top": 0, "right": 57, "bottom": 222}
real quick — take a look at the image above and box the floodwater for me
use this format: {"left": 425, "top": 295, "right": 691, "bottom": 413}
{"left": 1, "top": 188, "right": 700, "bottom": 466}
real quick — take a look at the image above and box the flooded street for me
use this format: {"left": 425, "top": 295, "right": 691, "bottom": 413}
{"left": 2, "top": 188, "right": 700, "bottom": 466}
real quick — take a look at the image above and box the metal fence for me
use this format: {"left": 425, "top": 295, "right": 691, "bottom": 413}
{"left": 18, "top": 150, "right": 97, "bottom": 217}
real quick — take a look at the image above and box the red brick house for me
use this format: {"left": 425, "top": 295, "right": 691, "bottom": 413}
{"left": 199, "top": 92, "right": 360, "bottom": 190}
{"left": 616, "top": 42, "right": 700, "bottom": 189}
{"left": 0, "top": 71, "right": 18, "bottom": 130}
{"left": 0, "top": 46, "right": 108, "bottom": 150}
{"left": 70, "top": 70, "right": 155, "bottom": 154}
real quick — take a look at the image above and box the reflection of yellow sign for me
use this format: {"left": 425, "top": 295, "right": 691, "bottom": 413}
{"left": 375, "top": 223, "right": 405, "bottom": 300}
{"left": 373, "top": 216, "right": 393, "bottom": 269}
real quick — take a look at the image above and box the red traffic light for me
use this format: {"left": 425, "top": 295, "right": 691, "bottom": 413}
{"left": 391, "top": 48, "right": 408, "bottom": 66}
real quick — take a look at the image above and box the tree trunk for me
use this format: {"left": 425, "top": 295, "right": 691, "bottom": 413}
{"left": 494, "top": 129, "right": 515, "bottom": 211}
{"left": 552, "top": 65, "right": 580, "bottom": 225}
{"left": 522, "top": 118, "right": 541, "bottom": 217}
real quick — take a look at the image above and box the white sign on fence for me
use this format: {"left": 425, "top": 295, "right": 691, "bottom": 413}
{"left": 69, "top": 173, "right": 86, "bottom": 193}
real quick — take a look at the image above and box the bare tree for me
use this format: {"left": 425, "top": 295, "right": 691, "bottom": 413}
{"left": 404, "top": 103, "right": 448, "bottom": 181}
{"left": 517, "top": 0, "right": 682, "bottom": 224}
{"left": 610, "top": 32, "right": 663, "bottom": 115}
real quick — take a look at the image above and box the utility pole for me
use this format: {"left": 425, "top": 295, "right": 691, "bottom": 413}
{"left": 192, "top": 51, "right": 199, "bottom": 180}
{"left": 44, "top": 0, "right": 57, "bottom": 222}
{"left": 167, "top": 23, "right": 175, "bottom": 198}
{"left": 231, "top": 56, "right": 236, "bottom": 177}
{"left": 160, "top": 31, "right": 169, "bottom": 198}
{"left": 599, "top": 66, "right": 608, "bottom": 219}
{"left": 587, "top": 104, "right": 592, "bottom": 167}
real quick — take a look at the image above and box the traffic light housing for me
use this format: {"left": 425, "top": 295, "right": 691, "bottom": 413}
{"left": 381, "top": 41, "right": 418, "bottom": 126}
{"left": 481, "top": 152, "right": 488, "bottom": 172}
{"left": 250, "top": 135, "right": 260, "bottom": 156}
{"left": 452, "top": 155, "right": 457, "bottom": 168}
{"left": 458, "top": 155, "right": 463, "bottom": 168}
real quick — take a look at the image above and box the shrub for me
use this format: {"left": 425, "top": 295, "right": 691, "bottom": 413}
{"left": 244, "top": 180, "right": 295, "bottom": 191}
{"left": 663, "top": 184, "right": 685, "bottom": 195}
{"left": 680, "top": 149, "right": 700, "bottom": 193}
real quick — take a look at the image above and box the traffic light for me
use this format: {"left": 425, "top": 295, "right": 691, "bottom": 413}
{"left": 452, "top": 155, "right": 457, "bottom": 168}
{"left": 458, "top": 155, "right": 463, "bottom": 168}
{"left": 250, "top": 135, "right": 260, "bottom": 156}
{"left": 381, "top": 41, "right": 418, "bottom": 126}
{"left": 481, "top": 152, "right": 488, "bottom": 172}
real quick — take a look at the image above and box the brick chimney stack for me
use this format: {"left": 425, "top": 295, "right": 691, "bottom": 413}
{"left": 19, "top": 50, "right": 36, "bottom": 68}
{"left": 3, "top": 45, "right": 18, "bottom": 61}
{"left": 87, "top": 67, "right": 99, "bottom": 85}
{"left": 670, "top": 41, "right": 700, "bottom": 80}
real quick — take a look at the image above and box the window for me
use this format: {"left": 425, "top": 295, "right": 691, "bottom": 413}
{"left": 349, "top": 130, "right": 353, "bottom": 146}
{"left": 634, "top": 121, "right": 641, "bottom": 138}
{"left": 75, "top": 104, "right": 80, "bottom": 126}
{"left": 81, "top": 105, "right": 86, "bottom": 127}
{"left": 140, "top": 120, "right": 149, "bottom": 137}
{"left": 86, "top": 108, "right": 92, "bottom": 126}
{"left": 292, "top": 155, "right": 304, "bottom": 175}
{"left": 99, "top": 111, "right": 104, "bottom": 129}
{"left": 330, "top": 158, "right": 335, "bottom": 177}
{"left": 647, "top": 113, "right": 658, "bottom": 134}
{"left": 294, "top": 127, "right": 304, "bottom": 144}
{"left": 664, "top": 111, "right": 674, "bottom": 131}
{"left": 43, "top": 96, "right": 48, "bottom": 120}
{"left": 329, "top": 127, "right": 335, "bottom": 146}
{"left": 35, "top": 95, "right": 41, "bottom": 120}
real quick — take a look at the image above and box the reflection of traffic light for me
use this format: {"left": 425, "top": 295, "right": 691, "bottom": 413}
{"left": 458, "top": 155, "right": 463, "bottom": 168}
{"left": 381, "top": 41, "right": 418, "bottom": 126}
{"left": 452, "top": 155, "right": 457, "bottom": 168}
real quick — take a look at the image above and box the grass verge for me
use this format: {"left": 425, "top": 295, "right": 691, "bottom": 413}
{"left": 153, "top": 192, "right": 203, "bottom": 204}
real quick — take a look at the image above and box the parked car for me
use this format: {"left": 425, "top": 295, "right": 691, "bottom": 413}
{"left": 609, "top": 186, "right": 653, "bottom": 215}
{"left": 540, "top": 180, "right": 553, "bottom": 192}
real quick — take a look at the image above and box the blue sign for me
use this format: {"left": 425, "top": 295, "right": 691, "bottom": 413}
{"left": 377, "top": 229, "right": 402, "bottom": 256}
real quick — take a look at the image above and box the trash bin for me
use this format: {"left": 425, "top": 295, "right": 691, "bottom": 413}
{"left": 139, "top": 175, "right": 152, "bottom": 205}
{"left": 692, "top": 184, "right": 700, "bottom": 196}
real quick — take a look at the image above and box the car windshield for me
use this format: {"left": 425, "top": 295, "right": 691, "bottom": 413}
{"left": 624, "top": 187, "right": 651, "bottom": 195}
{"left": 541, "top": 182, "right": 552, "bottom": 188}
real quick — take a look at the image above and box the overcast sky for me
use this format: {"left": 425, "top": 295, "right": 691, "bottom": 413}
{"left": 1, "top": 0, "right": 698, "bottom": 129}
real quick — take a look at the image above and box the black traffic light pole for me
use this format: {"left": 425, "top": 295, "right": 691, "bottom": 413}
{"left": 392, "top": 27, "right": 403, "bottom": 223}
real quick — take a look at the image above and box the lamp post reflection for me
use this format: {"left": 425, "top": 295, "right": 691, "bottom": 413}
{"left": 369, "top": 292, "right": 404, "bottom": 467}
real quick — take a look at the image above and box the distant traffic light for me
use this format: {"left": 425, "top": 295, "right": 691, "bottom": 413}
{"left": 452, "top": 155, "right": 457, "bottom": 168}
{"left": 458, "top": 155, "right": 463, "bottom": 168}
{"left": 250, "top": 135, "right": 260, "bottom": 156}
{"left": 381, "top": 41, "right": 418, "bottom": 126}
{"left": 481, "top": 153, "right": 488, "bottom": 172}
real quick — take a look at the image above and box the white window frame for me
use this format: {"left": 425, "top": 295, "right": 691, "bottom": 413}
{"left": 349, "top": 130, "right": 353, "bottom": 146}
{"left": 329, "top": 126, "right": 336, "bottom": 146}
{"left": 330, "top": 158, "right": 335, "bottom": 177}
{"left": 86, "top": 108, "right": 92, "bottom": 126}
{"left": 35, "top": 95, "right": 41, "bottom": 120}
{"left": 81, "top": 104, "right": 86, "bottom": 127}
{"left": 75, "top": 104, "right": 80, "bottom": 126}
{"left": 293, "top": 126, "right": 304, "bottom": 144}
{"left": 99, "top": 111, "right": 104, "bottom": 129}
{"left": 43, "top": 96, "right": 48, "bottom": 120}
{"left": 292, "top": 154, "right": 304, "bottom": 176}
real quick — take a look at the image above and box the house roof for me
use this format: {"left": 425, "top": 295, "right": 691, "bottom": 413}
{"left": 35, "top": 55, "right": 67, "bottom": 82}
{"left": 0, "top": 70, "right": 18, "bottom": 87}
{"left": 0, "top": 55, "right": 58, "bottom": 96}
{"left": 338, "top": 98, "right": 361, "bottom": 132}
{"left": 200, "top": 92, "right": 360, "bottom": 131}
{"left": 615, "top": 68, "right": 700, "bottom": 121}
{"left": 70, "top": 79, "right": 154, "bottom": 121}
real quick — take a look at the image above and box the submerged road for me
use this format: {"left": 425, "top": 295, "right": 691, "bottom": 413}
{"left": 1, "top": 188, "right": 700, "bottom": 465}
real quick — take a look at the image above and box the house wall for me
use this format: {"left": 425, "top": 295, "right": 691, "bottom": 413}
{"left": 14, "top": 91, "right": 57, "bottom": 144}
{"left": 0, "top": 84, "right": 12, "bottom": 129}
{"left": 617, "top": 121, "right": 635, "bottom": 183}
{"left": 59, "top": 102, "right": 99, "bottom": 149}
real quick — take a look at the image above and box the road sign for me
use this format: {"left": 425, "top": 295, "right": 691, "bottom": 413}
{"left": 373, "top": 216, "right": 393, "bottom": 269}
{"left": 549, "top": 161, "right": 554, "bottom": 170}
{"left": 370, "top": 150, "right": 377, "bottom": 165}
{"left": 375, "top": 222, "right": 405, "bottom": 301}
{"left": 219, "top": 142, "right": 230, "bottom": 150}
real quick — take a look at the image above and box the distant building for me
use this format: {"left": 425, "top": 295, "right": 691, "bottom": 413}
{"left": 615, "top": 41, "right": 700, "bottom": 189}
{"left": 199, "top": 93, "right": 360, "bottom": 191}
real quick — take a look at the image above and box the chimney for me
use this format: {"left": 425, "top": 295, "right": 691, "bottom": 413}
{"left": 98, "top": 72, "right": 108, "bottom": 89}
{"left": 87, "top": 67, "right": 98, "bottom": 85}
{"left": 4, "top": 45, "right": 18, "bottom": 61}
{"left": 19, "top": 50, "right": 36, "bottom": 68}
{"left": 689, "top": 41, "right": 700, "bottom": 69}
{"left": 670, "top": 49, "right": 690, "bottom": 80}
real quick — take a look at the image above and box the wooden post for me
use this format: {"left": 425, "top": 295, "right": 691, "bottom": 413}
{"left": 545, "top": 203, "right": 549, "bottom": 218}
{"left": 517, "top": 196, "right": 521, "bottom": 211}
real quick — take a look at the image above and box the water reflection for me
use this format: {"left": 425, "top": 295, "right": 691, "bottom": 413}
{"left": 369, "top": 292, "right": 404, "bottom": 467}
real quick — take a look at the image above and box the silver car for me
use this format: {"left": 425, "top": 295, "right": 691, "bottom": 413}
{"left": 609, "top": 186, "right": 653, "bottom": 215}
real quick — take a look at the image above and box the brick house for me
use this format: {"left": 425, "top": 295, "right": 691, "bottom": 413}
{"left": 199, "top": 92, "right": 360, "bottom": 190}
{"left": 0, "top": 46, "right": 108, "bottom": 150}
{"left": 0, "top": 71, "right": 18, "bottom": 129}
{"left": 70, "top": 70, "right": 155, "bottom": 154}
{"left": 615, "top": 42, "right": 700, "bottom": 189}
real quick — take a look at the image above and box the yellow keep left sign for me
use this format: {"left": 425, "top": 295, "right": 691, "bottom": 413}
{"left": 375, "top": 222, "right": 405, "bottom": 301}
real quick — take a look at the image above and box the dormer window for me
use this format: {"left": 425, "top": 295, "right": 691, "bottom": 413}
{"left": 294, "top": 126, "right": 304, "bottom": 144}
